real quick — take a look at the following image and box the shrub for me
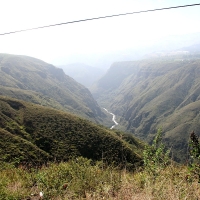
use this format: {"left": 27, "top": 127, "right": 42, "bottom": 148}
{"left": 143, "top": 128, "right": 170, "bottom": 177}
{"left": 35, "top": 157, "right": 122, "bottom": 199}
{"left": 188, "top": 131, "right": 200, "bottom": 182}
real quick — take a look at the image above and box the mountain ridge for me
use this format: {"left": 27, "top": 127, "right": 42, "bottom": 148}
{"left": 0, "top": 53, "right": 111, "bottom": 124}
{"left": 91, "top": 54, "right": 200, "bottom": 162}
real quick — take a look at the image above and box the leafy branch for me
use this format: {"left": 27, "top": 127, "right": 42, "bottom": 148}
{"left": 143, "top": 128, "right": 170, "bottom": 177}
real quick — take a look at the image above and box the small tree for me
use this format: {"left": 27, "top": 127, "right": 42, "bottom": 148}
{"left": 188, "top": 131, "right": 200, "bottom": 182}
{"left": 143, "top": 128, "right": 170, "bottom": 176}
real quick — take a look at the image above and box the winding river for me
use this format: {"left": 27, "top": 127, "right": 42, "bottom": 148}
{"left": 103, "top": 108, "right": 118, "bottom": 129}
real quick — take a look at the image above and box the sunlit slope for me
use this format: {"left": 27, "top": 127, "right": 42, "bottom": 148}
{"left": 0, "top": 53, "right": 106, "bottom": 123}
{"left": 91, "top": 55, "right": 200, "bottom": 161}
{"left": 0, "top": 96, "right": 143, "bottom": 166}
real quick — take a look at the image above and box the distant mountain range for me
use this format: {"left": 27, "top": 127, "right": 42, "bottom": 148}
{"left": 59, "top": 63, "right": 105, "bottom": 88}
{"left": 91, "top": 53, "right": 200, "bottom": 162}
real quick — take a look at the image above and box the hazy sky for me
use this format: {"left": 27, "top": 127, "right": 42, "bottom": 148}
{"left": 0, "top": 0, "right": 200, "bottom": 65}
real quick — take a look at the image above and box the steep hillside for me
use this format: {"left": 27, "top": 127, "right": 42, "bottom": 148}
{"left": 0, "top": 53, "right": 109, "bottom": 124}
{"left": 91, "top": 61, "right": 139, "bottom": 100}
{"left": 91, "top": 54, "right": 200, "bottom": 162}
{"left": 0, "top": 96, "right": 143, "bottom": 166}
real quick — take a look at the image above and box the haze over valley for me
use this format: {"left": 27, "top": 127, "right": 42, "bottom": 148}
{"left": 58, "top": 32, "right": 200, "bottom": 88}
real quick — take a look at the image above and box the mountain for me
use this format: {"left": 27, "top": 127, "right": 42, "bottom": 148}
{"left": 59, "top": 63, "right": 105, "bottom": 88}
{"left": 0, "top": 96, "right": 143, "bottom": 167}
{"left": 0, "top": 53, "right": 111, "bottom": 124}
{"left": 90, "top": 54, "right": 200, "bottom": 162}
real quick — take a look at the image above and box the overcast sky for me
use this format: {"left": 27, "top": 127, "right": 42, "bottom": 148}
{"left": 0, "top": 0, "right": 200, "bottom": 66}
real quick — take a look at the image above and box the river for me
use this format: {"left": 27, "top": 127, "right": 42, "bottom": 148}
{"left": 103, "top": 108, "right": 118, "bottom": 129}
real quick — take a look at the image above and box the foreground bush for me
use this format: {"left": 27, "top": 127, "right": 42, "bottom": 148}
{"left": 1, "top": 158, "right": 200, "bottom": 199}
{"left": 0, "top": 158, "right": 123, "bottom": 199}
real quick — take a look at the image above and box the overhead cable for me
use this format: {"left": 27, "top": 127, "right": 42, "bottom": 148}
{"left": 0, "top": 3, "right": 200, "bottom": 36}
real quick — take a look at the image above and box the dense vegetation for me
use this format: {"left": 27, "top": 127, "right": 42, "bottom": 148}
{"left": 1, "top": 130, "right": 200, "bottom": 199}
{"left": 0, "top": 96, "right": 143, "bottom": 167}
{"left": 91, "top": 54, "right": 200, "bottom": 162}
{"left": 0, "top": 53, "right": 111, "bottom": 124}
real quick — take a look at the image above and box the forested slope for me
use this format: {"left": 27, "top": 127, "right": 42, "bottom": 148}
{"left": 0, "top": 96, "right": 143, "bottom": 166}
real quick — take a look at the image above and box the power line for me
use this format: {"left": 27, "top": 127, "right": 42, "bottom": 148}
{"left": 1, "top": 3, "right": 200, "bottom": 36}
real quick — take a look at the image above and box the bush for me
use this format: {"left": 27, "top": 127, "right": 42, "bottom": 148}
{"left": 143, "top": 128, "right": 170, "bottom": 177}
{"left": 188, "top": 131, "right": 200, "bottom": 182}
{"left": 35, "top": 157, "right": 122, "bottom": 199}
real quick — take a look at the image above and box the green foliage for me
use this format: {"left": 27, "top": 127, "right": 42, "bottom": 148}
{"left": 35, "top": 157, "right": 122, "bottom": 199}
{"left": 143, "top": 128, "right": 170, "bottom": 176}
{"left": 1, "top": 156, "right": 200, "bottom": 199}
{"left": 0, "top": 158, "right": 123, "bottom": 199}
{"left": 188, "top": 131, "right": 200, "bottom": 182}
{"left": 0, "top": 96, "right": 142, "bottom": 167}
{"left": 114, "top": 130, "right": 145, "bottom": 156}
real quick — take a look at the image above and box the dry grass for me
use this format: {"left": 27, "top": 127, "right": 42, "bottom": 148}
{"left": 1, "top": 161, "right": 200, "bottom": 200}
{"left": 72, "top": 165, "right": 200, "bottom": 200}
{"left": 114, "top": 165, "right": 200, "bottom": 200}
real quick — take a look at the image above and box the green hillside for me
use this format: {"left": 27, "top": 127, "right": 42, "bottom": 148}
{"left": 91, "top": 54, "right": 200, "bottom": 162}
{"left": 0, "top": 53, "right": 110, "bottom": 124}
{"left": 0, "top": 96, "right": 143, "bottom": 167}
